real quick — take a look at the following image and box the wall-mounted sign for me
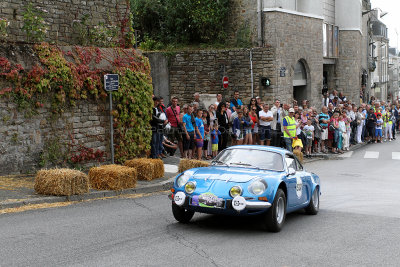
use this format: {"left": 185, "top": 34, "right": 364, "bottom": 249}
{"left": 222, "top": 76, "right": 229, "bottom": 89}
{"left": 261, "top": 77, "right": 271, "bottom": 87}
{"left": 280, "top": 67, "right": 286, "bottom": 77}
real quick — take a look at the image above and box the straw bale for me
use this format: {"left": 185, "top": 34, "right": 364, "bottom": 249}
{"left": 178, "top": 159, "right": 210, "bottom": 173}
{"left": 89, "top": 165, "right": 137, "bottom": 190}
{"left": 124, "top": 158, "right": 155, "bottom": 181}
{"left": 150, "top": 159, "right": 164, "bottom": 179}
{"left": 34, "top": 169, "right": 89, "bottom": 196}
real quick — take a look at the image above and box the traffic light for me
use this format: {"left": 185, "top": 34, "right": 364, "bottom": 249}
{"left": 261, "top": 77, "right": 271, "bottom": 87}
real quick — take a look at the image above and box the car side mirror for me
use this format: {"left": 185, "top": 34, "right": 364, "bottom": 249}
{"left": 287, "top": 168, "right": 296, "bottom": 176}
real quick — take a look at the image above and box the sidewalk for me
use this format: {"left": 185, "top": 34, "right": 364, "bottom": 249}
{"left": 0, "top": 142, "right": 367, "bottom": 211}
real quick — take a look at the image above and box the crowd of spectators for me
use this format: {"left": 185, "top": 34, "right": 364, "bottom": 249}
{"left": 150, "top": 90, "right": 400, "bottom": 160}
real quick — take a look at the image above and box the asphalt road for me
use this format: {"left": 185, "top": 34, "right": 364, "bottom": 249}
{"left": 1, "top": 139, "right": 400, "bottom": 266}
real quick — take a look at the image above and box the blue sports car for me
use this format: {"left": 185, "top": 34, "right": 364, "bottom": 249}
{"left": 169, "top": 145, "right": 321, "bottom": 232}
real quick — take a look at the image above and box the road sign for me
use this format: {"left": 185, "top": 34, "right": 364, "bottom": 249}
{"left": 222, "top": 76, "right": 229, "bottom": 89}
{"left": 104, "top": 74, "right": 119, "bottom": 92}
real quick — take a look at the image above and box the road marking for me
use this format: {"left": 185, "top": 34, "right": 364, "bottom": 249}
{"left": 364, "top": 151, "right": 379, "bottom": 159}
{"left": 338, "top": 151, "right": 353, "bottom": 158}
{"left": 392, "top": 152, "right": 400, "bottom": 160}
{"left": 164, "top": 164, "right": 178, "bottom": 173}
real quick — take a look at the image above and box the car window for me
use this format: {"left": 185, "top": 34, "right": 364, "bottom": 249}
{"left": 295, "top": 158, "right": 303, "bottom": 171}
{"left": 213, "top": 149, "right": 284, "bottom": 171}
{"left": 285, "top": 155, "right": 297, "bottom": 170}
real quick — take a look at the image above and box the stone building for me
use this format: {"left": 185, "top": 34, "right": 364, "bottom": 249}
{"left": 369, "top": 10, "right": 389, "bottom": 102}
{"left": 389, "top": 48, "right": 400, "bottom": 101}
{"left": 0, "top": 0, "right": 128, "bottom": 45}
{"left": 226, "top": 0, "right": 373, "bottom": 106}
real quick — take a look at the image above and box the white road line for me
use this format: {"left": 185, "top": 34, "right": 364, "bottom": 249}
{"left": 364, "top": 151, "right": 379, "bottom": 159}
{"left": 338, "top": 151, "right": 353, "bottom": 158}
{"left": 392, "top": 152, "right": 400, "bottom": 160}
{"left": 164, "top": 164, "right": 178, "bottom": 173}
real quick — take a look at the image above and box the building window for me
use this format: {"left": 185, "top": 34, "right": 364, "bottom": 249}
{"left": 323, "top": 23, "right": 339, "bottom": 58}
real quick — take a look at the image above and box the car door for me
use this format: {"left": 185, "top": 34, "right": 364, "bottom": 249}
{"left": 284, "top": 155, "right": 303, "bottom": 208}
{"left": 294, "top": 158, "right": 311, "bottom": 206}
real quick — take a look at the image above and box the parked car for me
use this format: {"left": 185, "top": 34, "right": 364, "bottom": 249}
{"left": 169, "top": 145, "right": 320, "bottom": 232}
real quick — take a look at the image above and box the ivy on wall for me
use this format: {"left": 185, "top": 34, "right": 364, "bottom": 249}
{"left": 0, "top": 43, "right": 153, "bottom": 164}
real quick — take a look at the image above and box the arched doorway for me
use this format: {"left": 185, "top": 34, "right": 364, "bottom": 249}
{"left": 293, "top": 60, "right": 310, "bottom": 105}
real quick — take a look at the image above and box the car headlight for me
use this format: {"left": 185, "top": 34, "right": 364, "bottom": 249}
{"left": 176, "top": 172, "right": 191, "bottom": 187}
{"left": 229, "top": 186, "right": 243, "bottom": 197}
{"left": 248, "top": 179, "right": 267, "bottom": 195}
{"left": 185, "top": 181, "right": 196, "bottom": 194}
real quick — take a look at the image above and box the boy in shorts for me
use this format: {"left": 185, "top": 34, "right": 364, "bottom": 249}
{"left": 375, "top": 113, "right": 383, "bottom": 143}
{"left": 303, "top": 119, "right": 314, "bottom": 158}
{"left": 211, "top": 124, "right": 221, "bottom": 158}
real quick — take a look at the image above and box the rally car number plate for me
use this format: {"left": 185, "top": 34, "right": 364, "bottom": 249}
{"left": 191, "top": 193, "right": 225, "bottom": 209}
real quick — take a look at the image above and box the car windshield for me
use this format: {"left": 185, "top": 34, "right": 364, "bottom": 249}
{"left": 212, "top": 149, "right": 284, "bottom": 171}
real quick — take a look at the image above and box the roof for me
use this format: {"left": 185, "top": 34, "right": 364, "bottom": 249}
{"left": 225, "top": 145, "right": 289, "bottom": 155}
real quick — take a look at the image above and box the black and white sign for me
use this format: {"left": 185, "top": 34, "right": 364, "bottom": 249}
{"left": 280, "top": 67, "right": 286, "bottom": 77}
{"left": 104, "top": 74, "right": 119, "bottom": 92}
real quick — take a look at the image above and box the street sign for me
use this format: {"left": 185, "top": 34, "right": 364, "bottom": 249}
{"left": 222, "top": 76, "right": 229, "bottom": 89}
{"left": 104, "top": 74, "right": 119, "bottom": 91}
{"left": 280, "top": 67, "right": 286, "bottom": 77}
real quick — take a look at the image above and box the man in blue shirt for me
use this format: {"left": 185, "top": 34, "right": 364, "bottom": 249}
{"left": 230, "top": 90, "right": 243, "bottom": 112}
{"left": 182, "top": 104, "right": 197, "bottom": 158}
{"left": 318, "top": 106, "right": 330, "bottom": 153}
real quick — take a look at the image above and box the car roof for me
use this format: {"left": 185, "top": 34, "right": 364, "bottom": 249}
{"left": 225, "top": 145, "right": 289, "bottom": 155}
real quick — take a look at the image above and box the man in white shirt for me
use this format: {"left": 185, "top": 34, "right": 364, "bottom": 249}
{"left": 259, "top": 104, "right": 273, "bottom": 146}
{"left": 215, "top": 93, "right": 222, "bottom": 108}
{"left": 270, "top": 99, "right": 282, "bottom": 147}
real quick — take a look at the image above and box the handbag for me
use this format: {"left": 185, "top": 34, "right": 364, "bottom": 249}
{"left": 329, "top": 124, "right": 335, "bottom": 132}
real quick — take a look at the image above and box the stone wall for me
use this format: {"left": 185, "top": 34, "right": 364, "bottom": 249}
{"left": 263, "top": 11, "right": 324, "bottom": 106}
{"left": 0, "top": 0, "right": 128, "bottom": 45}
{"left": 0, "top": 98, "right": 110, "bottom": 175}
{"left": 226, "top": 0, "right": 258, "bottom": 46}
{"left": 336, "top": 30, "right": 363, "bottom": 104}
{"left": 166, "top": 47, "right": 276, "bottom": 104}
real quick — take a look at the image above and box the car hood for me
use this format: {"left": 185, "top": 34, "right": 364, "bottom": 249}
{"left": 187, "top": 166, "right": 284, "bottom": 183}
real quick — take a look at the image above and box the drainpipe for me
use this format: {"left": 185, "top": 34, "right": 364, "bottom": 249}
{"left": 257, "top": 0, "right": 263, "bottom": 47}
{"left": 250, "top": 49, "right": 254, "bottom": 97}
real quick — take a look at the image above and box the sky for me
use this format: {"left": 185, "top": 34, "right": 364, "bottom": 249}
{"left": 370, "top": 0, "right": 400, "bottom": 50}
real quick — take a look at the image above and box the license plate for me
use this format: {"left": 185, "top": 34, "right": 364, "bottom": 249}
{"left": 191, "top": 193, "right": 225, "bottom": 209}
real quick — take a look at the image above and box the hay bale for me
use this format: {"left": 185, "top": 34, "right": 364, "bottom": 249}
{"left": 34, "top": 168, "right": 89, "bottom": 196}
{"left": 124, "top": 159, "right": 155, "bottom": 181}
{"left": 178, "top": 159, "right": 210, "bottom": 173}
{"left": 89, "top": 164, "right": 137, "bottom": 191}
{"left": 150, "top": 158, "right": 165, "bottom": 179}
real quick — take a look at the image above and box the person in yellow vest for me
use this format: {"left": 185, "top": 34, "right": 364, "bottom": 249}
{"left": 383, "top": 107, "right": 393, "bottom": 141}
{"left": 283, "top": 108, "right": 296, "bottom": 151}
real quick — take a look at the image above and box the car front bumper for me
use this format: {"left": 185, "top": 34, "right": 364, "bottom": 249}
{"left": 169, "top": 191, "right": 272, "bottom": 214}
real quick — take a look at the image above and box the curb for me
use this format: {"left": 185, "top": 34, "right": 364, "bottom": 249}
{"left": 0, "top": 178, "right": 174, "bottom": 211}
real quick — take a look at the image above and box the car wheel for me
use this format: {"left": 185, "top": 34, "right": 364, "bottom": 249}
{"left": 264, "top": 189, "right": 286, "bottom": 232}
{"left": 305, "top": 187, "right": 319, "bottom": 215}
{"left": 172, "top": 202, "right": 195, "bottom": 223}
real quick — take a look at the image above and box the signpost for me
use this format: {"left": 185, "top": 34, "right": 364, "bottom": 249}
{"left": 104, "top": 74, "right": 119, "bottom": 164}
{"left": 222, "top": 76, "right": 229, "bottom": 89}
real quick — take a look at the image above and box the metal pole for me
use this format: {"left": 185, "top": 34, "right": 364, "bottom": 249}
{"left": 109, "top": 92, "right": 114, "bottom": 164}
{"left": 250, "top": 49, "right": 254, "bottom": 97}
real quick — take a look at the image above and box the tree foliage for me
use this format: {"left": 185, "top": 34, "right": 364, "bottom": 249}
{"left": 131, "top": 0, "right": 230, "bottom": 48}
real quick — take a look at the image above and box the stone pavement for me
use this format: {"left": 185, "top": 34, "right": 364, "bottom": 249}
{"left": 0, "top": 143, "right": 367, "bottom": 210}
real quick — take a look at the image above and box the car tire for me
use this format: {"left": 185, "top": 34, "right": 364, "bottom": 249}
{"left": 264, "top": 189, "right": 286, "bottom": 232}
{"left": 172, "top": 202, "right": 195, "bottom": 223}
{"left": 305, "top": 187, "right": 319, "bottom": 215}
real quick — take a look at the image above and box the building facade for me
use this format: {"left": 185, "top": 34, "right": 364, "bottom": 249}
{"left": 389, "top": 48, "right": 400, "bottom": 101}
{"left": 227, "top": 0, "right": 372, "bottom": 106}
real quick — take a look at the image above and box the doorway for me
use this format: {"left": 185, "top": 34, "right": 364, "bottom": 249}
{"left": 293, "top": 60, "right": 309, "bottom": 104}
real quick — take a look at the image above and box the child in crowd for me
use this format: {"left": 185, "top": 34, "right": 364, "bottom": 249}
{"left": 375, "top": 114, "right": 383, "bottom": 143}
{"left": 303, "top": 119, "right": 314, "bottom": 158}
{"left": 211, "top": 123, "right": 221, "bottom": 158}
{"left": 338, "top": 114, "right": 349, "bottom": 150}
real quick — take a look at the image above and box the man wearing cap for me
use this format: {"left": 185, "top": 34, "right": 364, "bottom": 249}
{"left": 282, "top": 108, "right": 296, "bottom": 151}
